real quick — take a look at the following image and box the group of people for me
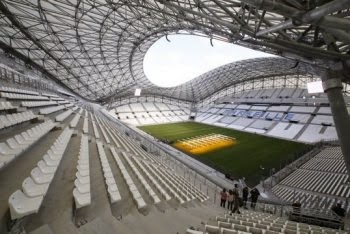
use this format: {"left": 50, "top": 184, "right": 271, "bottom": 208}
{"left": 220, "top": 185, "right": 260, "bottom": 214}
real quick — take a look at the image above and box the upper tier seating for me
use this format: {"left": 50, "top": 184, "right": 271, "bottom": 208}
{"left": 298, "top": 125, "right": 337, "bottom": 142}
{"left": 1, "top": 92, "right": 49, "bottom": 100}
{"left": 0, "top": 120, "right": 57, "bottom": 169}
{"left": 0, "top": 86, "right": 39, "bottom": 95}
{"left": 21, "top": 101, "right": 57, "bottom": 108}
{"left": 0, "top": 111, "right": 36, "bottom": 130}
{"left": 55, "top": 109, "right": 73, "bottom": 122}
{"left": 267, "top": 123, "right": 304, "bottom": 139}
{"left": 39, "top": 105, "right": 66, "bottom": 115}
{"left": 0, "top": 101, "right": 15, "bottom": 110}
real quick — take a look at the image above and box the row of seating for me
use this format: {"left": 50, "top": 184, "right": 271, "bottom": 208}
{"left": 110, "top": 147, "right": 146, "bottom": 209}
{"left": 95, "top": 116, "right": 111, "bottom": 144}
{"left": 55, "top": 109, "right": 73, "bottom": 122}
{"left": 41, "top": 92, "right": 59, "bottom": 98}
{"left": 96, "top": 142, "right": 121, "bottom": 203}
{"left": 271, "top": 185, "right": 350, "bottom": 213}
{"left": 91, "top": 117, "right": 101, "bottom": 139}
{"left": 101, "top": 111, "right": 212, "bottom": 202}
{"left": 0, "top": 86, "right": 39, "bottom": 95}
{"left": 73, "top": 135, "right": 91, "bottom": 208}
{"left": 0, "top": 101, "right": 15, "bottom": 110}
{"left": 0, "top": 120, "right": 57, "bottom": 169}
{"left": 141, "top": 160, "right": 185, "bottom": 204}
{"left": 21, "top": 101, "right": 57, "bottom": 107}
{"left": 279, "top": 169, "right": 349, "bottom": 197}
{"left": 130, "top": 156, "right": 172, "bottom": 201}
{"left": 122, "top": 152, "right": 161, "bottom": 204}
{"left": 1, "top": 92, "right": 49, "bottom": 100}
{"left": 301, "top": 157, "right": 347, "bottom": 174}
{"left": 8, "top": 127, "right": 73, "bottom": 220}
{"left": 100, "top": 111, "right": 211, "bottom": 205}
{"left": 0, "top": 110, "right": 37, "bottom": 130}
{"left": 165, "top": 166, "right": 209, "bottom": 202}
{"left": 83, "top": 116, "right": 89, "bottom": 134}
{"left": 39, "top": 105, "right": 66, "bottom": 115}
{"left": 51, "top": 97, "right": 65, "bottom": 101}
{"left": 70, "top": 112, "right": 81, "bottom": 128}
{"left": 187, "top": 210, "right": 347, "bottom": 234}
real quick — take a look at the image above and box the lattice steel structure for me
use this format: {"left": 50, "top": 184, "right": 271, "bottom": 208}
{"left": 0, "top": 0, "right": 349, "bottom": 103}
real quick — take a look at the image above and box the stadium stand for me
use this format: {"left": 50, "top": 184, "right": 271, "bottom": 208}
{"left": 112, "top": 102, "right": 190, "bottom": 126}
{"left": 193, "top": 89, "right": 344, "bottom": 142}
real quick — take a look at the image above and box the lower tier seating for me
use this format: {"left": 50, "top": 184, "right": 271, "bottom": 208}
{"left": 186, "top": 209, "right": 347, "bottom": 234}
{"left": 8, "top": 127, "right": 73, "bottom": 220}
{"left": 73, "top": 135, "right": 91, "bottom": 208}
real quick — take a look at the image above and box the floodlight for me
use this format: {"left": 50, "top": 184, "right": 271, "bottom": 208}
{"left": 134, "top": 88, "right": 141, "bottom": 96}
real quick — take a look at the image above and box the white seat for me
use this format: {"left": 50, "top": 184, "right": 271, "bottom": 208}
{"left": 43, "top": 154, "right": 60, "bottom": 166}
{"left": 0, "top": 142, "right": 17, "bottom": 156}
{"left": 0, "top": 154, "right": 15, "bottom": 163}
{"left": 76, "top": 174, "right": 90, "bottom": 184}
{"left": 5, "top": 139, "right": 23, "bottom": 153}
{"left": 108, "top": 183, "right": 119, "bottom": 193}
{"left": 77, "top": 164, "right": 89, "bottom": 170}
{"left": 14, "top": 134, "right": 31, "bottom": 145}
{"left": 31, "top": 167, "right": 54, "bottom": 184}
{"left": 77, "top": 159, "right": 89, "bottom": 165}
{"left": 105, "top": 177, "right": 115, "bottom": 185}
{"left": 74, "top": 179, "right": 90, "bottom": 193}
{"left": 22, "top": 177, "right": 49, "bottom": 197}
{"left": 135, "top": 197, "right": 146, "bottom": 209}
{"left": 73, "top": 188, "right": 91, "bottom": 209}
{"left": 109, "top": 191, "right": 122, "bottom": 203}
{"left": 77, "top": 169, "right": 89, "bottom": 177}
{"left": 37, "top": 160, "right": 56, "bottom": 174}
{"left": 8, "top": 190, "right": 44, "bottom": 220}
{"left": 104, "top": 171, "right": 114, "bottom": 178}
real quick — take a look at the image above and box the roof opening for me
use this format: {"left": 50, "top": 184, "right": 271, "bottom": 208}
{"left": 143, "top": 35, "right": 274, "bottom": 88}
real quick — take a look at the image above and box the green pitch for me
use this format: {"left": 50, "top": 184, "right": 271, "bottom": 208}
{"left": 139, "top": 122, "right": 309, "bottom": 186}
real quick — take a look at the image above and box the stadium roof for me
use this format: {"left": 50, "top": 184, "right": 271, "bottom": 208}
{"left": 0, "top": 0, "right": 349, "bottom": 103}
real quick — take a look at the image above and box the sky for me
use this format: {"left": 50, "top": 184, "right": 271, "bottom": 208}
{"left": 143, "top": 35, "right": 275, "bottom": 87}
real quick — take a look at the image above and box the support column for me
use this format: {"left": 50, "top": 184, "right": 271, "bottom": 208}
{"left": 321, "top": 71, "right": 350, "bottom": 180}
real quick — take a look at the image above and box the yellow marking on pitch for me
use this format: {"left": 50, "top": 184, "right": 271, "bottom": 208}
{"left": 173, "top": 134, "right": 236, "bottom": 155}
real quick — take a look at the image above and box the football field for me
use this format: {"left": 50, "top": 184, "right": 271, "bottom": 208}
{"left": 139, "top": 122, "right": 309, "bottom": 186}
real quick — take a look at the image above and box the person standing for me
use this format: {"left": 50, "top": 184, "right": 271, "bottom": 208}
{"left": 331, "top": 203, "right": 345, "bottom": 218}
{"left": 242, "top": 187, "right": 249, "bottom": 208}
{"left": 250, "top": 188, "right": 260, "bottom": 209}
{"left": 227, "top": 190, "right": 234, "bottom": 210}
{"left": 220, "top": 188, "right": 228, "bottom": 208}
{"left": 230, "top": 186, "right": 241, "bottom": 215}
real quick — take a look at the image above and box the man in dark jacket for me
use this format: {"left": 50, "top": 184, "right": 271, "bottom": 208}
{"left": 332, "top": 203, "right": 345, "bottom": 217}
{"left": 250, "top": 188, "right": 260, "bottom": 209}
{"left": 242, "top": 187, "right": 249, "bottom": 208}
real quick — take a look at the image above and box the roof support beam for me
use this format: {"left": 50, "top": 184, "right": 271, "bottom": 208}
{"left": 0, "top": 40, "right": 85, "bottom": 99}
{"left": 255, "top": 0, "right": 350, "bottom": 37}
{"left": 0, "top": 1, "right": 97, "bottom": 97}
